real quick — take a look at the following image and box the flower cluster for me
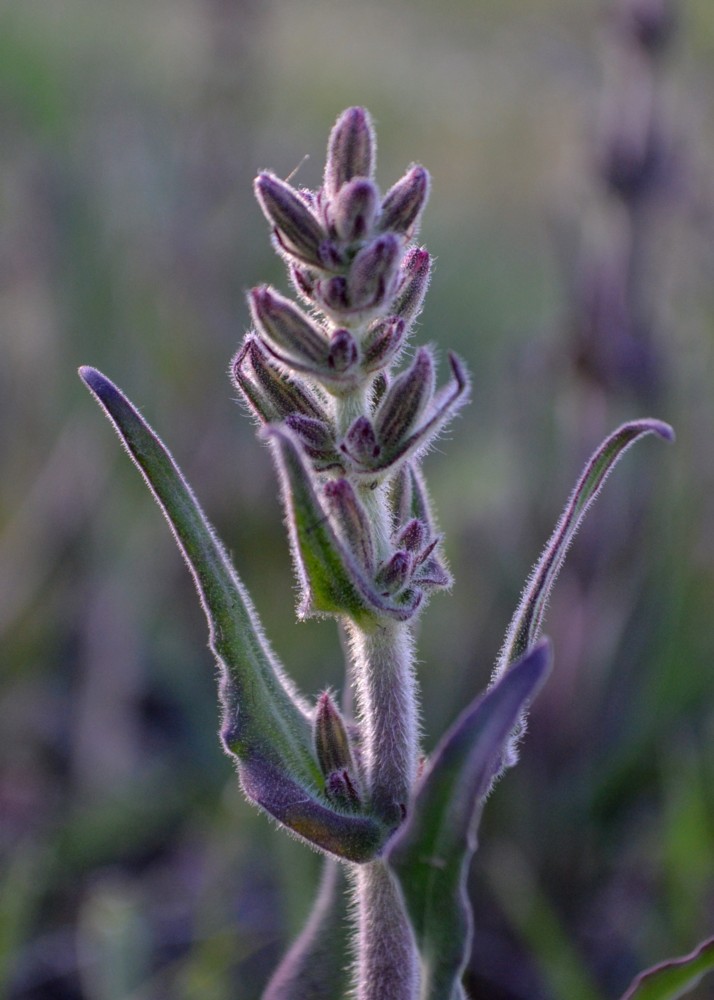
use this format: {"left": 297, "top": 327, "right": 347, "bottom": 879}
{"left": 233, "top": 107, "right": 469, "bottom": 625}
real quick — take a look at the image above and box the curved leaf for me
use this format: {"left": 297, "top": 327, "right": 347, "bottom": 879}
{"left": 496, "top": 419, "right": 673, "bottom": 679}
{"left": 79, "top": 367, "right": 386, "bottom": 862}
{"left": 386, "top": 641, "right": 552, "bottom": 1000}
{"left": 620, "top": 936, "right": 714, "bottom": 1000}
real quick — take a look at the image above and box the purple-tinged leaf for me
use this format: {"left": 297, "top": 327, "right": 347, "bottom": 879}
{"left": 79, "top": 367, "right": 386, "bottom": 863}
{"left": 496, "top": 419, "right": 674, "bottom": 678}
{"left": 619, "top": 936, "right": 714, "bottom": 1000}
{"left": 263, "top": 860, "right": 351, "bottom": 1000}
{"left": 386, "top": 642, "right": 552, "bottom": 1000}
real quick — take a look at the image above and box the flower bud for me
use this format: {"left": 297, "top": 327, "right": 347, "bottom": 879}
{"left": 323, "top": 107, "right": 375, "bottom": 199}
{"left": 413, "top": 554, "right": 451, "bottom": 590}
{"left": 379, "top": 165, "right": 430, "bottom": 238}
{"left": 396, "top": 518, "right": 429, "bottom": 554}
{"left": 250, "top": 286, "right": 328, "bottom": 366}
{"left": 374, "top": 347, "right": 435, "bottom": 449}
{"left": 323, "top": 479, "right": 375, "bottom": 572}
{"left": 331, "top": 177, "right": 379, "bottom": 242}
{"left": 375, "top": 551, "right": 413, "bottom": 596}
{"left": 254, "top": 172, "right": 328, "bottom": 269}
{"left": 328, "top": 328, "right": 359, "bottom": 374}
{"left": 362, "top": 317, "right": 406, "bottom": 373}
{"left": 340, "top": 416, "right": 380, "bottom": 467}
{"left": 348, "top": 234, "right": 402, "bottom": 312}
{"left": 314, "top": 691, "right": 358, "bottom": 778}
{"left": 392, "top": 247, "right": 431, "bottom": 327}
{"left": 232, "top": 335, "right": 326, "bottom": 424}
{"left": 325, "top": 769, "right": 361, "bottom": 810}
{"left": 284, "top": 414, "right": 342, "bottom": 471}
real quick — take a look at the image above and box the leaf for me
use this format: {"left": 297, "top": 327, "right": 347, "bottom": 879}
{"left": 265, "top": 424, "right": 422, "bottom": 622}
{"left": 263, "top": 859, "right": 351, "bottom": 1000}
{"left": 386, "top": 641, "right": 552, "bottom": 1000}
{"left": 496, "top": 419, "right": 673, "bottom": 678}
{"left": 79, "top": 367, "right": 386, "bottom": 862}
{"left": 619, "top": 937, "right": 714, "bottom": 1000}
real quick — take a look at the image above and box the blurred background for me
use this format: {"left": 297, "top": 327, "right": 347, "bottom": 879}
{"left": 2, "top": 0, "right": 714, "bottom": 997}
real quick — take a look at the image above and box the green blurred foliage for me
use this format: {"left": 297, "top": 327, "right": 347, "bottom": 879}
{"left": 2, "top": 0, "right": 714, "bottom": 997}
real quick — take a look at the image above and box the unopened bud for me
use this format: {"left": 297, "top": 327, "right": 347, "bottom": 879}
{"left": 380, "top": 165, "right": 430, "bottom": 238}
{"left": 348, "top": 234, "right": 402, "bottom": 312}
{"left": 314, "top": 691, "right": 357, "bottom": 777}
{"left": 324, "top": 107, "right": 375, "bottom": 199}
{"left": 250, "top": 286, "right": 328, "bottom": 366}
{"left": 413, "top": 554, "right": 451, "bottom": 590}
{"left": 331, "top": 177, "right": 379, "bottom": 242}
{"left": 396, "top": 518, "right": 429, "bottom": 554}
{"left": 392, "top": 247, "right": 431, "bottom": 327}
{"left": 284, "top": 414, "right": 342, "bottom": 471}
{"left": 374, "top": 347, "right": 435, "bottom": 448}
{"left": 232, "top": 335, "right": 326, "bottom": 424}
{"left": 340, "top": 416, "right": 380, "bottom": 467}
{"left": 362, "top": 317, "right": 406, "bottom": 373}
{"left": 375, "top": 551, "right": 413, "bottom": 595}
{"left": 254, "top": 172, "right": 328, "bottom": 269}
{"left": 325, "top": 769, "right": 361, "bottom": 810}
{"left": 328, "top": 328, "right": 359, "bottom": 374}
{"left": 323, "top": 479, "right": 375, "bottom": 572}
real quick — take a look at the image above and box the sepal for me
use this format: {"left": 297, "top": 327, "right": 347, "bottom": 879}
{"left": 392, "top": 246, "right": 431, "bottom": 328}
{"left": 323, "top": 106, "right": 376, "bottom": 199}
{"left": 379, "top": 164, "right": 430, "bottom": 238}
{"left": 232, "top": 335, "right": 327, "bottom": 424}
{"left": 254, "top": 172, "right": 334, "bottom": 271}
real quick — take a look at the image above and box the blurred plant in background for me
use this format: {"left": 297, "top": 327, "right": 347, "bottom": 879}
{"left": 2, "top": 0, "right": 714, "bottom": 998}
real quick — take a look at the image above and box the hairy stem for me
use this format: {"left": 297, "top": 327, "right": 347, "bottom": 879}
{"left": 354, "top": 860, "right": 419, "bottom": 1000}
{"left": 346, "top": 619, "right": 420, "bottom": 999}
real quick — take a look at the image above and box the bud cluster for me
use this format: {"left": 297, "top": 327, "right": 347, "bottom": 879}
{"left": 233, "top": 108, "right": 468, "bottom": 626}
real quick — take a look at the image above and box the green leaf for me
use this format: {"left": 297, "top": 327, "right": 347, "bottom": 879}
{"left": 79, "top": 367, "right": 386, "bottom": 862}
{"left": 263, "top": 859, "right": 351, "bottom": 999}
{"left": 265, "top": 424, "right": 422, "bottom": 622}
{"left": 386, "top": 641, "right": 552, "bottom": 1000}
{"left": 496, "top": 419, "right": 673, "bottom": 677}
{"left": 619, "top": 937, "right": 714, "bottom": 1000}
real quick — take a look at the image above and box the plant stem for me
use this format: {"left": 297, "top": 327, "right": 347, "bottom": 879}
{"left": 354, "top": 860, "right": 419, "bottom": 1000}
{"left": 347, "top": 619, "right": 420, "bottom": 999}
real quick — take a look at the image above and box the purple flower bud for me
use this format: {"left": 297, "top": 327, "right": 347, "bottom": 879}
{"left": 340, "top": 416, "right": 380, "bottom": 467}
{"left": 232, "top": 335, "right": 326, "bottom": 424}
{"left": 290, "top": 263, "right": 317, "bottom": 302}
{"left": 375, "top": 551, "right": 413, "bottom": 595}
{"left": 284, "top": 414, "right": 342, "bottom": 471}
{"left": 315, "top": 275, "right": 351, "bottom": 316}
{"left": 323, "top": 478, "right": 375, "bottom": 572}
{"left": 361, "top": 317, "right": 406, "bottom": 373}
{"left": 250, "top": 286, "right": 328, "bottom": 366}
{"left": 254, "top": 172, "right": 328, "bottom": 269}
{"left": 328, "top": 328, "right": 359, "bottom": 374}
{"left": 396, "top": 518, "right": 429, "bottom": 554}
{"left": 325, "top": 769, "right": 361, "bottom": 810}
{"left": 392, "top": 247, "right": 431, "bottom": 327}
{"left": 314, "top": 691, "right": 358, "bottom": 778}
{"left": 323, "top": 107, "right": 375, "bottom": 199}
{"left": 347, "top": 233, "right": 403, "bottom": 313}
{"left": 374, "top": 347, "right": 435, "bottom": 449}
{"left": 379, "top": 165, "right": 430, "bottom": 238}
{"left": 330, "top": 177, "right": 379, "bottom": 242}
